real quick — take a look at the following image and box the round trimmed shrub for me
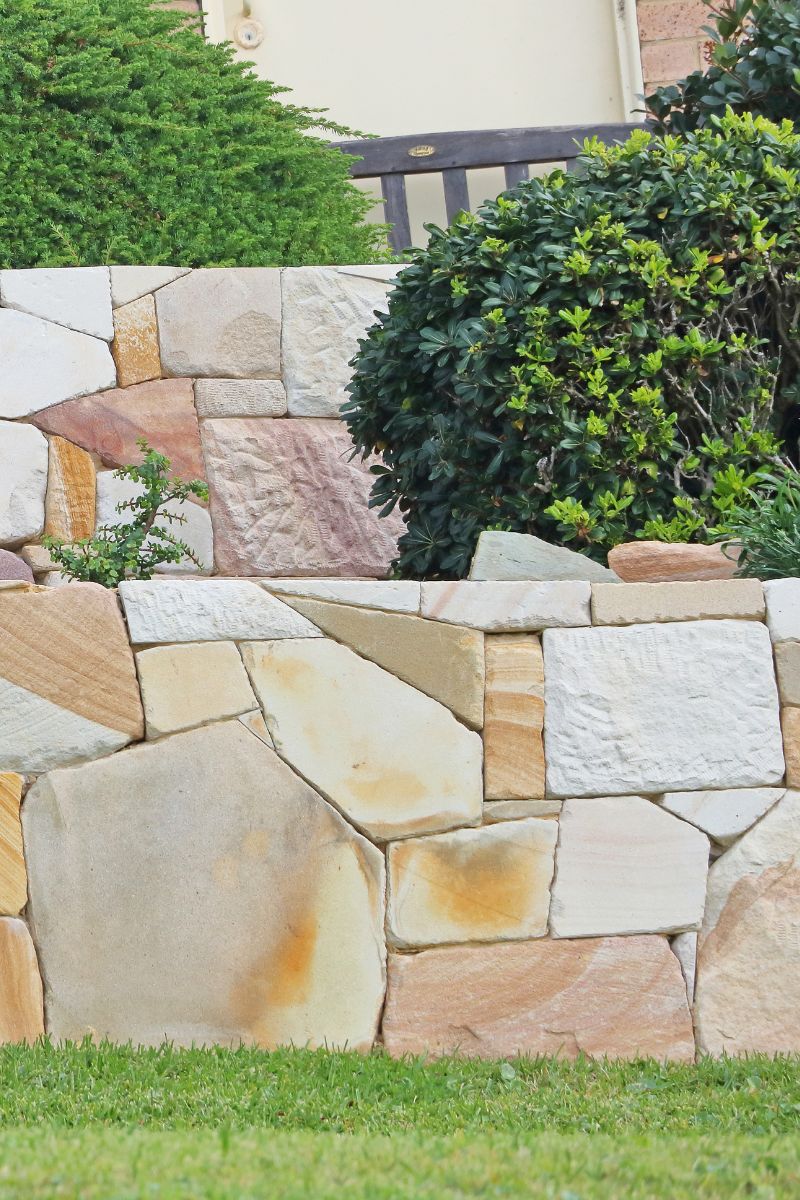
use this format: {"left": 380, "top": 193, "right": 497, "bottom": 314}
{"left": 345, "top": 112, "right": 800, "bottom": 578}
{"left": 0, "top": 0, "right": 384, "bottom": 266}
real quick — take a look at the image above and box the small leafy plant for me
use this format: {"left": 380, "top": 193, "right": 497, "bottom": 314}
{"left": 43, "top": 440, "right": 209, "bottom": 587}
{"left": 723, "top": 471, "right": 800, "bottom": 578}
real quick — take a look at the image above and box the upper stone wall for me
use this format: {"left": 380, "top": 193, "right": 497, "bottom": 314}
{"left": 637, "top": 0, "right": 710, "bottom": 93}
{"left": 0, "top": 266, "right": 405, "bottom": 584}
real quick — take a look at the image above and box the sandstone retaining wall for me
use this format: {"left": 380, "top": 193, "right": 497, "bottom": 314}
{"left": 0, "top": 573, "right": 799, "bottom": 1059}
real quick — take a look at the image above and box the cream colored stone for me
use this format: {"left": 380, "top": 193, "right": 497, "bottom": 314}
{"left": 241, "top": 638, "right": 483, "bottom": 842}
{"left": 659, "top": 788, "right": 785, "bottom": 846}
{"left": 237, "top": 709, "right": 274, "bottom": 748}
{"left": 119, "top": 579, "right": 321, "bottom": 644}
{"left": 544, "top": 622, "right": 784, "bottom": 797}
{"left": 470, "top": 531, "right": 618, "bottom": 582}
{"left": 695, "top": 789, "right": 800, "bottom": 1055}
{"left": 591, "top": 579, "right": 764, "bottom": 626}
{"left": 775, "top": 641, "right": 800, "bottom": 706}
{"left": 388, "top": 819, "right": 557, "bottom": 949}
{"left": 111, "top": 295, "right": 161, "bottom": 387}
{"left": 262, "top": 579, "right": 421, "bottom": 614}
{"left": 0, "top": 776, "right": 26, "bottom": 916}
{"left": 194, "top": 379, "right": 287, "bottom": 418}
{"left": 550, "top": 797, "right": 709, "bottom": 938}
{"left": 19, "top": 544, "right": 58, "bottom": 572}
{"left": 44, "top": 436, "right": 96, "bottom": 542}
{"left": 765, "top": 579, "right": 800, "bottom": 643}
{"left": 0, "top": 919, "right": 44, "bottom": 1044}
{"left": 0, "top": 422, "right": 48, "bottom": 545}
{"left": 283, "top": 599, "right": 485, "bottom": 729}
{"left": 421, "top": 581, "right": 590, "bottom": 631}
{"left": 0, "top": 267, "right": 113, "bottom": 340}
{"left": 484, "top": 635, "right": 545, "bottom": 800}
{"left": 483, "top": 800, "right": 562, "bottom": 823}
{"left": 23, "top": 722, "right": 386, "bottom": 1050}
{"left": 382, "top": 937, "right": 695, "bottom": 1061}
{"left": 671, "top": 932, "right": 697, "bottom": 1006}
{"left": 782, "top": 707, "right": 800, "bottom": 788}
{"left": 136, "top": 642, "right": 257, "bottom": 739}
{"left": 110, "top": 266, "right": 191, "bottom": 308}
{"left": 608, "top": 540, "right": 738, "bottom": 583}
{"left": 0, "top": 310, "right": 116, "bottom": 418}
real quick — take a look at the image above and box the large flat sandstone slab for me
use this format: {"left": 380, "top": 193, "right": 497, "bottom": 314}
{"left": 23, "top": 723, "right": 386, "bottom": 1050}
{"left": 0, "top": 422, "right": 48, "bottom": 546}
{"left": 695, "top": 790, "right": 800, "bottom": 1056}
{"left": 119, "top": 580, "right": 320, "bottom": 644}
{"left": 382, "top": 937, "right": 695, "bottom": 1060}
{"left": 201, "top": 418, "right": 403, "bottom": 577}
{"left": 421, "top": 581, "right": 590, "bottom": 631}
{"left": 591, "top": 579, "right": 764, "bottom": 626}
{"left": 0, "top": 310, "right": 115, "bottom": 418}
{"left": 241, "top": 638, "right": 483, "bottom": 841}
{"left": 0, "top": 267, "right": 113, "bottom": 340}
{"left": 136, "top": 642, "right": 257, "bottom": 738}
{"left": 544, "top": 621, "right": 784, "bottom": 797}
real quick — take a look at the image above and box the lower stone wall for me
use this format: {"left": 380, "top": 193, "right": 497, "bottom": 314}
{"left": 1, "top": 572, "right": 799, "bottom": 1058}
{"left": 637, "top": 0, "right": 710, "bottom": 93}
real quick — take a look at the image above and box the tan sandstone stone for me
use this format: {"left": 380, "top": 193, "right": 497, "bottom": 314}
{"left": 111, "top": 295, "right": 162, "bottom": 387}
{"left": 241, "top": 638, "right": 483, "bottom": 842}
{"left": 550, "top": 797, "right": 709, "bottom": 938}
{"left": 782, "top": 707, "right": 800, "bottom": 787}
{"left": 237, "top": 709, "right": 274, "bottom": 748}
{"left": 0, "top": 776, "right": 26, "bottom": 916}
{"left": 483, "top": 635, "right": 545, "bottom": 800}
{"left": 775, "top": 642, "right": 800, "bottom": 706}
{"left": 43, "top": 435, "right": 96, "bottom": 542}
{"left": 607, "top": 541, "right": 738, "bottom": 583}
{"left": 483, "top": 800, "right": 562, "bottom": 823}
{"left": 136, "top": 642, "right": 257, "bottom": 739}
{"left": 591, "top": 579, "right": 764, "bottom": 626}
{"left": 283, "top": 598, "right": 485, "bottom": 729}
{"left": 695, "top": 789, "right": 800, "bottom": 1055}
{"left": 0, "top": 919, "right": 44, "bottom": 1044}
{"left": 382, "top": 937, "right": 695, "bottom": 1061}
{"left": 0, "top": 583, "right": 144, "bottom": 772}
{"left": 23, "top": 722, "right": 386, "bottom": 1049}
{"left": 421, "top": 581, "right": 590, "bottom": 631}
{"left": 388, "top": 819, "right": 557, "bottom": 948}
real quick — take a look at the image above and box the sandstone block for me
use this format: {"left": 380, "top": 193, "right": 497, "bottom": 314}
{"left": 238, "top": 709, "right": 275, "bottom": 748}
{"left": 0, "top": 423, "right": 48, "bottom": 546}
{"left": 110, "top": 266, "right": 191, "bottom": 308}
{"left": 483, "top": 800, "right": 562, "bottom": 822}
{"left": 695, "top": 789, "right": 800, "bottom": 1055}
{"left": 550, "top": 797, "right": 709, "bottom": 937}
{"left": 201, "top": 418, "right": 403, "bottom": 577}
{"left": 111, "top": 295, "right": 161, "bottom": 387}
{"left": 671, "top": 931, "right": 698, "bottom": 1006}
{"left": 33, "top": 378, "right": 204, "bottom": 482}
{"left": 0, "top": 776, "right": 27, "bottom": 916}
{"left": 43, "top": 436, "right": 96, "bottom": 542}
{"left": 0, "top": 552, "right": 33, "bottom": 584}
{"left": 660, "top": 788, "right": 785, "bottom": 846}
{"left": 382, "top": 937, "right": 695, "bottom": 1060}
{"left": 0, "top": 310, "right": 116, "bottom": 418}
{"left": 470, "top": 531, "right": 618, "bottom": 582}
{"left": 420, "top": 581, "right": 591, "bottom": 631}
{"left": 23, "top": 723, "right": 386, "bottom": 1050}
{"left": 544, "top": 621, "right": 783, "bottom": 797}
{"left": 0, "top": 267, "right": 113, "bottom": 340}
{"left": 283, "top": 598, "right": 485, "bottom": 729}
{"left": 96, "top": 472, "right": 213, "bottom": 576}
{"left": 136, "top": 641, "right": 258, "bottom": 738}
{"left": 765, "top": 579, "right": 800, "bottom": 643}
{"left": 0, "top": 919, "right": 44, "bottom": 1044}
{"left": 263, "top": 579, "right": 421, "bottom": 614}
{"left": 591, "top": 579, "right": 764, "bottom": 626}
{"left": 241, "top": 638, "right": 483, "bottom": 841}
{"left": 282, "top": 266, "right": 400, "bottom": 417}
{"left": 0, "top": 583, "right": 143, "bottom": 772}
{"left": 388, "top": 819, "right": 557, "bottom": 948}
{"left": 18, "top": 544, "right": 58, "bottom": 573}
{"left": 775, "top": 641, "right": 800, "bottom": 706}
{"left": 119, "top": 579, "right": 321, "bottom": 644}
{"left": 607, "top": 540, "right": 738, "bottom": 583}
{"left": 484, "top": 635, "right": 545, "bottom": 800}
{"left": 156, "top": 269, "right": 282, "bottom": 378}
{"left": 782, "top": 707, "right": 800, "bottom": 787}
{"left": 194, "top": 379, "right": 287, "bottom": 418}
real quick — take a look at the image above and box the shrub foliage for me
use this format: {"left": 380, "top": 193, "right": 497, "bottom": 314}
{"left": 0, "top": 0, "right": 384, "bottom": 266}
{"left": 648, "top": 1, "right": 800, "bottom": 133}
{"left": 345, "top": 112, "right": 800, "bottom": 577}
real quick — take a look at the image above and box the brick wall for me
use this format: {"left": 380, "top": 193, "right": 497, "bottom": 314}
{"left": 637, "top": 0, "right": 710, "bottom": 93}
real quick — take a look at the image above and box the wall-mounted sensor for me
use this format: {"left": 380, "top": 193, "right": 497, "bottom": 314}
{"left": 234, "top": 17, "right": 265, "bottom": 49}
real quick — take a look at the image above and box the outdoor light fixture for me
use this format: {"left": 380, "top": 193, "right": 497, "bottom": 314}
{"left": 233, "top": 0, "right": 265, "bottom": 49}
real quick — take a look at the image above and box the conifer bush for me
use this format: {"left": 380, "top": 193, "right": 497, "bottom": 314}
{"left": 345, "top": 112, "right": 800, "bottom": 577}
{"left": 0, "top": 0, "right": 384, "bottom": 266}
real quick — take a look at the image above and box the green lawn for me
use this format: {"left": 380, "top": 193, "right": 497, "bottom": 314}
{"left": 0, "top": 1043, "right": 796, "bottom": 1197}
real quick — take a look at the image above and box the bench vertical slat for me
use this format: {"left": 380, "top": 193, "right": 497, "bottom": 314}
{"left": 504, "top": 162, "right": 530, "bottom": 189}
{"left": 381, "top": 174, "right": 412, "bottom": 253}
{"left": 442, "top": 167, "right": 470, "bottom": 223}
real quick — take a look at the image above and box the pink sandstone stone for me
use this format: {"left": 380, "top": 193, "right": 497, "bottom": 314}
{"left": 201, "top": 418, "right": 404, "bottom": 577}
{"left": 608, "top": 541, "right": 739, "bottom": 583}
{"left": 0, "top": 552, "right": 33, "bottom": 584}
{"left": 32, "top": 379, "right": 204, "bottom": 482}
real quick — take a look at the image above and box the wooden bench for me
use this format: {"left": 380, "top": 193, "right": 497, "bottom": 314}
{"left": 335, "top": 124, "right": 641, "bottom": 253}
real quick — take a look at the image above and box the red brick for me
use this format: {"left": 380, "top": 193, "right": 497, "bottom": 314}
{"left": 641, "top": 38, "right": 702, "bottom": 85}
{"left": 637, "top": 0, "right": 710, "bottom": 44}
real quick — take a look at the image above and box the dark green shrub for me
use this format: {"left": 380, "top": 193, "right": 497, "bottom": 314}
{"left": 0, "top": 0, "right": 384, "bottom": 266}
{"left": 345, "top": 111, "right": 800, "bottom": 578}
{"left": 724, "top": 470, "right": 800, "bottom": 578}
{"left": 648, "top": 1, "right": 800, "bottom": 132}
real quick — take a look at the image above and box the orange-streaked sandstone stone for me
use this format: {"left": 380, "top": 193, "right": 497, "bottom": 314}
{"left": 0, "top": 919, "right": 44, "bottom": 1043}
{"left": 111, "top": 294, "right": 162, "bottom": 387}
{"left": 0, "top": 776, "right": 26, "bottom": 916}
{"left": 44, "top": 435, "right": 96, "bottom": 542}
{"left": 483, "top": 635, "right": 545, "bottom": 799}
{"left": 783, "top": 708, "right": 800, "bottom": 788}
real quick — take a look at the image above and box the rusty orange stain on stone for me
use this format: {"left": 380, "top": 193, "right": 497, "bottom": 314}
{"left": 230, "top": 908, "right": 319, "bottom": 1045}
